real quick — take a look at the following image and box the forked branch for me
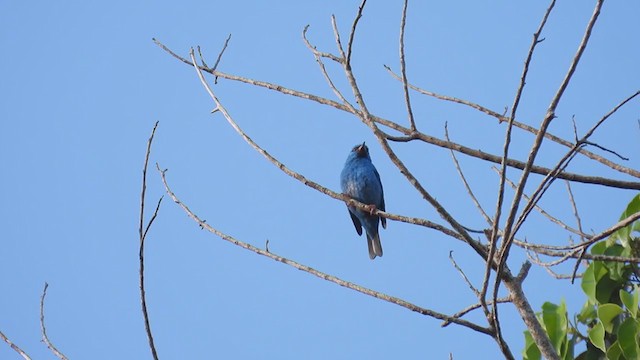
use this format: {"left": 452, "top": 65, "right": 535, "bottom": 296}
{"left": 139, "top": 121, "right": 162, "bottom": 360}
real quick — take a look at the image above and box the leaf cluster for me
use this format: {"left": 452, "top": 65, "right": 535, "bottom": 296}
{"left": 524, "top": 195, "right": 640, "bottom": 360}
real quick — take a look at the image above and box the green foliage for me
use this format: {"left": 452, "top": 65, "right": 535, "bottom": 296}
{"left": 523, "top": 300, "right": 575, "bottom": 360}
{"left": 523, "top": 194, "right": 640, "bottom": 360}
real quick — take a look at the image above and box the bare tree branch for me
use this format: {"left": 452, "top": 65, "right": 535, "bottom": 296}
{"left": 304, "top": 22, "right": 355, "bottom": 109}
{"left": 446, "top": 124, "right": 492, "bottom": 225}
{"left": 156, "top": 163, "right": 493, "bottom": 335}
{"left": 187, "top": 48, "right": 471, "bottom": 246}
{"left": 514, "top": 240, "right": 640, "bottom": 263}
{"left": 0, "top": 331, "right": 31, "bottom": 360}
{"left": 211, "top": 34, "right": 231, "bottom": 73}
{"left": 501, "top": 0, "right": 605, "bottom": 248}
{"left": 492, "top": 166, "right": 587, "bottom": 238}
{"left": 398, "top": 0, "right": 417, "bottom": 131}
{"left": 570, "top": 211, "right": 640, "bottom": 251}
{"left": 302, "top": 25, "right": 342, "bottom": 63}
{"left": 152, "top": 1, "right": 636, "bottom": 358}
{"left": 40, "top": 283, "right": 68, "bottom": 360}
{"left": 484, "top": 1, "right": 558, "bottom": 357}
{"left": 152, "top": 39, "right": 640, "bottom": 191}
{"left": 332, "top": 7, "right": 490, "bottom": 264}
{"left": 565, "top": 181, "right": 588, "bottom": 283}
{"left": 139, "top": 121, "right": 162, "bottom": 360}
{"left": 383, "top": 67, "right": 640, "bottom": 179}
{"left": 441, "top": 298, "right": 512, "bottom": 328}
{"left": 492, "top": 6, "right": 606, "bottom": 349}
{"left": 346, "top": 0, "right": 367, "bottom": 65}
{"left": 449, "top": 251, "right": 480, "bottom": 296}
{"left": 511, "top": 89, "right": 640, "bottom": 241}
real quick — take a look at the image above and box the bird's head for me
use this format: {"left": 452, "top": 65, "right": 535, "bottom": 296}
{"left": 351, "top": 142, "right": 370, "bottom": 159}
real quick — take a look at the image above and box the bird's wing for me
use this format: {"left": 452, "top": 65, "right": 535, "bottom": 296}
{"left": 348, "top": 208, "right": 363, "bottom": 236}
{"left": 373, "top": 167, "right": 387, "bottom": 229}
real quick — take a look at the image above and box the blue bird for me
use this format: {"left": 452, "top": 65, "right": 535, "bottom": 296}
{"left": 340, "top": 142, "right": 386, "bottom": 259}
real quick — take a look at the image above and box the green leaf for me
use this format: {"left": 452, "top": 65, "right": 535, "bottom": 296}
{"left": 583, "top": 248, "right": 627, "bottom": 304}
{"left": 591, "top": 241, "right": 608, "bottom": 255}
{"left": 523, "top": 330, "right": 541, "bottom": 360}
{"left": 578, "top": 301, "right": 597, "bottom": 324}
{"left": 606, "top": 340, "right": 623, "bottom": 360}
{"left": 618, "top": 317, "right": 640, "bottom": 359}
{"left": 597, "top": 303, "right": 623, "bottom": 333}
{"left": 562, "top": 334, "right": 575, "bottom": 360}
{"left": 613, "top": 194, "right": 640, "bottom": 247}
{"left": 596, "top": 275, "right": 622, "bottom": 304}
{"left": 588, "top": 321, "right": 606, "bottom": 353}
{"left": 542, "top": 301, "right": 568, "bottom": 352}
{"left": 620, "top": 286, "right": 639, "bottom": 318}
{"left": 620, "top": 194, "right": 640, "bottom": 221}
{"left": 603, "top": 244, "right": 628, "bottom": 281}
{"left": 582, "top": 264, "right": 597, "bottom": 304}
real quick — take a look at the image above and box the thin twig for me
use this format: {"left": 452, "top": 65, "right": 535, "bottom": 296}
{"left": 346, "top": 0, "right": 367, "bottom": 65}
{"left": 493, "top": 0, "right": 605, "bottom": 340}
{"left": 491, "top": 166, "right": 586, "bottom": 238}
{"left": 157, "top": 163, "right": 493, "bottom": 335}
{"left": 446, "top": 124, "right": 492, "bottom": 225}
{"left": 569, "top": 211, "right": 640, "bottom": 250}
{"left": 152, "top": 39, "right": 640, "bottom": 190}
{"left": 302, "top": 25, "right": 343, "bottom": 63}
{"left": 383, "top": 66, "right": 640, "bottom": 179}
{"left": 339, "top": 9, "right": 512, "bottom": 357}
{"left": 449, "top": 251, "right": 479, "bottom": 296}
{"left": 570, "top": 247, "right": 587, "bottom": 283}
{"left": 441, "top": 298, "right": 512, "bottom": 328}
{"left": 335, "top": 5, "right": 490, "bottom": 264}
{"left": 501, "top": 0, "right": 606, "bottom": 249}
{"left": 566, "top": 181, "right": 587, "bottom": 283}
{"left": 139, "top": 121, "right": 161, "bottom": 360}
{"left": 514, "top": 240, "right": 640, "bottom": 263}
{"left": 398, "top": 0, "right": 417, "bottom": 131}
{"left": 483, "top": 1, "right": 558, "bottom": 357}
{"left": 511, "top": 90, "right": 640, "bottom": 241}
{"left": 534, "top": 258, "right": 578, "bottom": 280}
{"left": 527, "top": 246, "right": 578, "bottom": 268}
{"left": 583, "top": 140, "right": 629, "bottom": 160}
{"left": 0, "top": 331, "right": 31, "bottom": 360}
{"left": 40, "top": 283, "right": 68, "bottom": 360}
{"left": 187, "top": 48, "right": 469, "bottom": 244}
{"left": 212, "top": 34, "right": 231, "bottom": 73}
{"left": 303, "top": 24, "right": 354, "bottom": 108}
{"left": 525, "top": 245, "right": 580, "bottom": 279}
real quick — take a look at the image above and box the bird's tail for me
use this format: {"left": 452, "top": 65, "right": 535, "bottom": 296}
{"left": 367, "top": 232, "right": 383, "bottom": 259}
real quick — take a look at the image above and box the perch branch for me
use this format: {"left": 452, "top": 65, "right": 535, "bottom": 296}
{"left": 188, "top": 48, "right": 469, "bottom": 244}
{"left": 157, "top": 164, "right": 493, "bottom": 335}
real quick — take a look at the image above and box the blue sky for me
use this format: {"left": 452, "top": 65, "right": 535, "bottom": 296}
{"left": 1, "top": 1, "right": 638, "bottom": 359}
